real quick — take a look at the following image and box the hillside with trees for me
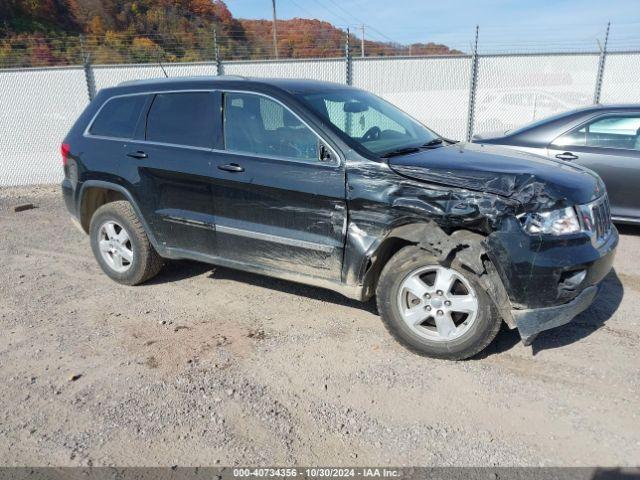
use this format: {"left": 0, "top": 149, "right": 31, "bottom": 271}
{"left": 0, "top": 0, "right": 461, "bottom": 67}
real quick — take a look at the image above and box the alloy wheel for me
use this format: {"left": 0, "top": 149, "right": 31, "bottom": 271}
{"left": 396, "top": 265, "right": 479, "bottom": 342}
{"left": 98, "top": 221, "right": 134, "bottom": 273}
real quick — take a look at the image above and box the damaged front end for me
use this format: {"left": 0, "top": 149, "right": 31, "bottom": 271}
{"left": 347, "top": 142, "right": 617, "bottom": 345}
{"left": 485, "top": 214, "right": 617, "bottom": 345}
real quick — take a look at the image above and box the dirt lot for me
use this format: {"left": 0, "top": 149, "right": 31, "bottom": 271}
{"left": 0, "top": 185, "right": 639, "bottom": 467}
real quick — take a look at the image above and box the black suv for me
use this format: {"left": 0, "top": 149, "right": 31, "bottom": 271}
{"left": 61, "top": 76, "right": 618, "bottom": 360}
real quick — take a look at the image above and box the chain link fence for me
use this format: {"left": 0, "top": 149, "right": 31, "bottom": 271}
{"left": 1, "top": 48, "right": 639, "bottom": 185}
{"left": 352, "top": 56, "right": 472, "bottom": 140}
{"left": 223, "top": 58, "right": 346, "bottom": 83}
{"left": 0, "top": 66, "right": 88, "bottom": 185}
{"left": 92, "top": 62, "right": 218, "bottom": 92}
{"left": 600, "top": 52, "right": 640, "bottom": 103}
{"left": 473, "top": 53, "right": 600, "bottom": 134}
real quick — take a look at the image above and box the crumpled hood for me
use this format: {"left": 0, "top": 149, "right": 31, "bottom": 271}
{"left": 388, "top": 142, "right": 605, "bottom": 209}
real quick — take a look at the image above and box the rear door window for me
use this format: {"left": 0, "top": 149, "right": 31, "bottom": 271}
{"left": 89, "top": 95, "right": 147, "bottom": 139}
{"left": 146, "top": 92, "right": 217, "bottom": 148}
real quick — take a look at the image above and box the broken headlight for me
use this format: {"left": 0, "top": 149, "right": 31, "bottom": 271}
{"left": 521, "top": 206, "right": 581, "bottom": 235}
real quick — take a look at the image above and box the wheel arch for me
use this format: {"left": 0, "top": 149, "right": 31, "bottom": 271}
{"left": 361, "top": 221, "right": 515, "bottom": 327}
{"left": 78, "top": 181, "right": 162, "bottom": 252}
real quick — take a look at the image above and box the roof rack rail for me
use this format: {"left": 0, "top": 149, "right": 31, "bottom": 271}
{"left": 118, "top": 75, "right": 247, "bottom": 87}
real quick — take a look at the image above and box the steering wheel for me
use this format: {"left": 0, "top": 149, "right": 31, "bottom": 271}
{"left": 362, "top": 126, "right": 381, "bottom": 142}
{"left": 266, "top": 138, "right": 304, "bottom": 158}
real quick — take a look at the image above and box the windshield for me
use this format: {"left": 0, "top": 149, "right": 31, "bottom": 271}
{"left": 297, "top": 89, "right": 439, "bottom": 156}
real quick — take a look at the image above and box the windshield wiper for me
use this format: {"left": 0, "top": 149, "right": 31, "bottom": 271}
{"left": 421, "top": 138, "right": 444, "bottom": 147}
{"left": 380, "top": 138, "right": 445, "bottom": 158}
{"left": 380, "top": 147, "right": 421, "bottom": 158}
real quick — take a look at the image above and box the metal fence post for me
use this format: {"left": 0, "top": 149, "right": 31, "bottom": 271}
{"left": 343, "top": 28, "right": 354, "bottom": 135}
{"left": 593, "top": 22, "right": 610, "bottom": 104}
{"left": 214, "top": 29, "right": 224, "bottom": 76}
{"left": 80, "top": 35, "right": 96, "bottom": 102}
{"left": 465, "top": 26, "right": 479, "bottom": 142}
{"left": 345, "top": 28, "right": 353, "bottom": 86}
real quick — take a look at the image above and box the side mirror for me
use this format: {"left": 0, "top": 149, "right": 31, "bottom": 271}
{"left": 319, "top": 143, "right": 335, "bottom": 163}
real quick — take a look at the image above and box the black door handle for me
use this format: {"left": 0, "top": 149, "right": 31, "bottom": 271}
{"left": 555, "top": 152, "right": 578, "bottom": 161}
{"left": 127, "top": 150, "right": 148, "bottom": 159}
{"left": 218, "top": 163, "right": 244, "bottom": 172}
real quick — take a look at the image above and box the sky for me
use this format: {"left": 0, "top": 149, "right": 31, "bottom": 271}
{"left": 224, "top": 0, "right": 640, "bottom": 53}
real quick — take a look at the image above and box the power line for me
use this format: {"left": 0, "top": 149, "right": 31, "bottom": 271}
{"left": 285, "top": 0, "right": 323, "bottom": 21}
{"left": 307, "top": 0, "right": 355, "bottom": 28}
{"left": 284, "top": 0, "right": 391, "bottom": 48}
{"left": 318, "top": 0, "right": 400, "bottom": 45}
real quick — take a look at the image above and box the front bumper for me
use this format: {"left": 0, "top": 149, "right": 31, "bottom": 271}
{"left": 487, "top": 218, "right": 618, "bottom": 344}
{"left": 512, "top": 285, "right": 599, "bottom": 345}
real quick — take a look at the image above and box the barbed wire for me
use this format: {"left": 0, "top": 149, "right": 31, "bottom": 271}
{"left": 2, "top": 21, "right": 639, "bottom": 69}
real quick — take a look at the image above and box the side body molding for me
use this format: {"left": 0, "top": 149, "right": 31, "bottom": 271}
{"left": 76, "top": 180, "right": 365, "bottom": 300}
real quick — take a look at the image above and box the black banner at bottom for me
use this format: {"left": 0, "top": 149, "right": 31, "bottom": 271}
{"left": 0, "top": 468, "right": 637, "bottom": 480}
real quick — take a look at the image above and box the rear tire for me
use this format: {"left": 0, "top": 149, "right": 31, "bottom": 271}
{"left": 376, "top": 246, "right": 501, "bottom": 360}
{"left": 89, "top": 201, "right": 163, "bottom": 285}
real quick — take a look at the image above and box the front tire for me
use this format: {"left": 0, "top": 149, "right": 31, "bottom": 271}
{"left": 89, "top": 201, "right": 163, "bottom": 285}
{"left": 376, "top": 246, "right": 501, "bottom": 360}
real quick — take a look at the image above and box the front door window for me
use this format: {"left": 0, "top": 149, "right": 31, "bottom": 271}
{"left": 223, "top": 92, "right": 319, "bottom": 161}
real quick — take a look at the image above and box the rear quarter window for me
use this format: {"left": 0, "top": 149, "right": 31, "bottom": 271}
{"left": 89, "top": 95, "right": 147, "bottom": 139}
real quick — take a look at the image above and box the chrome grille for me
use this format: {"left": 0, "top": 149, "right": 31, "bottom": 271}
{"left": 577, "top": 195, "right": 612, "bottom": 245}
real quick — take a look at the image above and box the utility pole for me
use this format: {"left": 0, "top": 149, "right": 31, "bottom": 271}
{"left": 271, "top": 0, "right": 279, "bottom": 59}
{"left": 360, "top": 24, "right": 365, "bottom": 57}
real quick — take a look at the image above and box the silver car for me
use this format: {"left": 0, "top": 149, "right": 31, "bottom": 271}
{"left": 473, "top": 104, "right": 640, "bottom": 224}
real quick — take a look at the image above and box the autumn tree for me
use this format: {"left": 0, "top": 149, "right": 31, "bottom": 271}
{"left": 0, "top": 0, "right": 460, "bottom": 67}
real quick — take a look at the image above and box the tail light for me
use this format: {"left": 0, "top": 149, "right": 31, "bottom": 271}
{"left": 61, "top": 143, "right": 70, "bottom": 166}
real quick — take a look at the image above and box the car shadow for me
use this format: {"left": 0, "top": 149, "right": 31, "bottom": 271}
{"left": 150, "top": 260, "right": 375, "bottom": 312}
{"left": 145, "top": 260, "right": 378, "bottom": 315}
{"left": 149, "top": 260, "right": 623, "bottom": 357}
{"left": 473, "top": 322, "right": 521, "bottom": 359}
{"left": 615, "top": 223, "right": 640, "bottom": 236}
{"left": 531, "top": 269, "right": 624, "bottom": 354}
{"left": 144, "top": 259, "right": 214, "bottom": 285}
{"left": 477, "top": 269, "right": 624, "bottom": 358}
{"left": 206, "top": 266, "right": 378, "bottom": 313}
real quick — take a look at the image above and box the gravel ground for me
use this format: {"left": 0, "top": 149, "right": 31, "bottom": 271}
{"left": 0, "top": 185, "right": 639, "bottom": 467}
